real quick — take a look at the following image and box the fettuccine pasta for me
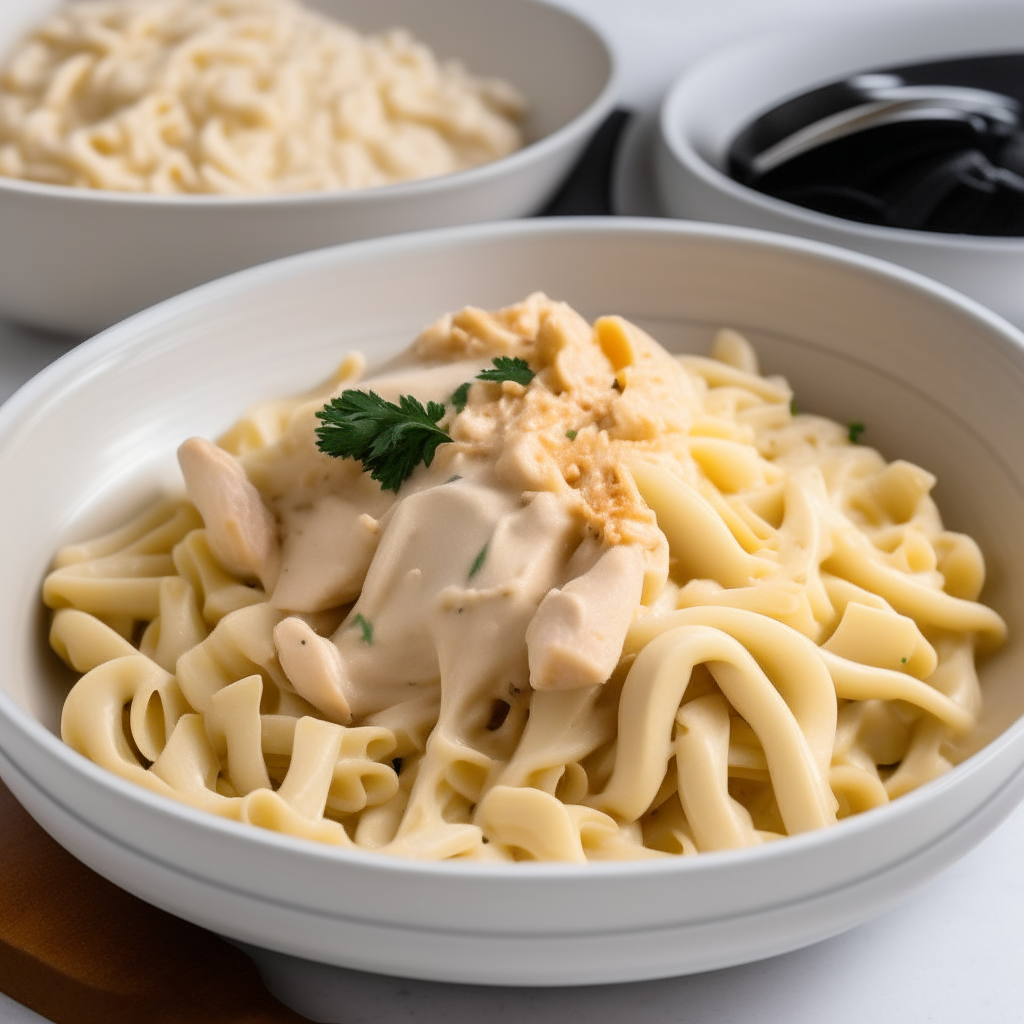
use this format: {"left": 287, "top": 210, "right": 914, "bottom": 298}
{"left": 0, "top": 0, "right": 526, "bottom": 194}
{"left": 44, "top": 294, "right": 1006, "bottom": 861}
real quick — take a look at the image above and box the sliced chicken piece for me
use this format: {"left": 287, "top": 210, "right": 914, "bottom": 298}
{"left": 336, "top": 484, "right": 577, "bottom": 719}
{"left": 178, "top": 436, "right": 280, "bottom": 591}
{"left": 526, "top": 543, "right": 646, "bottom": 690}
{"left": 274, "top": 617, "right": 351, "bottom": 724}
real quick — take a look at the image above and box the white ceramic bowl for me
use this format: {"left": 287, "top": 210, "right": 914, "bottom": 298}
{"left": 1, "top": 219, "right": 1024, "bottom": 994}
{"left": 0, "top": 0, "right": 615, "bottom": 336}
{"left": 655, "top": 1, "right": 1024, "bottom": 329}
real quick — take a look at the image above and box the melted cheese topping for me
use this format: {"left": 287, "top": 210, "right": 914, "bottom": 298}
{"left": 414, "top": 294, "right": 697, "bottom": 549}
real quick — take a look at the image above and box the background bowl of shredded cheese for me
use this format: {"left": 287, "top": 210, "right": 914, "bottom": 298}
{"left": 0, "top": 0, "right": 615, "bottom": 335}
{"left": 1, "top": 219, "right": 1024, "bottom": 994}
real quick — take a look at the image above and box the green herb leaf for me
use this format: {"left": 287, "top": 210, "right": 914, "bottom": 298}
{"left": 901, "top": 657, "right": 907, "bottom": 664}
{"left": 451, "top": 381, "right": 471, "bottom": 413}
{"left": 468, "top": 542, "right": 489, "bottom": 579}
{"left": 352, "top": 613, "right": 374, "bottom": 645}
{"left": 476, "top": 356, "right": 535, "bottom": 386}
{"left": 315, "top": 390, "right": 450, "bottom": 492}
{"left": 790, "top": 398, "right": 798, "bottom": 416}
{"left": 565, "top": 429, "right": 578, "bottom": 441}
{"left": 848, "top": 421, "right": 866, "bottom": 444}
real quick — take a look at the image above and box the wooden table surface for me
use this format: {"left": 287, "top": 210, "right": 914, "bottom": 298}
{"left": 0, "top": 779, "right": 309, "bottom": 1024}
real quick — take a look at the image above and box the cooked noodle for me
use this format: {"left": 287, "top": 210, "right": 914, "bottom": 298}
{"left": 0, "top": 0, "right": 526, "bottom": 193}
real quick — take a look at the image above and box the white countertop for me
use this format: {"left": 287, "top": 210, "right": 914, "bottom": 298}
{"left": 2, "top": 1, "right": 1019, "bottom": 1020}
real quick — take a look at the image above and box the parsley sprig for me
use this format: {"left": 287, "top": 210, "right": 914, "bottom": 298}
{"left": 451, "top": 356, "right": 534, "bottom": 411}
{"left": 315, "top": 391, "right": 449, "bottom": 492}
{"left": 476, "top": 356, "right": 534, "bottom": 386}
{"left": 315, "top": 357, "right": 536, "bottom": 491}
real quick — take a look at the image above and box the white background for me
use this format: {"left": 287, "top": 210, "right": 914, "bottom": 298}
{"left": 2, "top": 0, "right": 1022, "bottom": 1020}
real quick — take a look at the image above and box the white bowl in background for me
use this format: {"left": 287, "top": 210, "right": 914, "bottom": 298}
{"left": 0, "top": 0, "right": 615, "bottom": 336}
{"left": 655, "top": 1, "right": 1024, "bottom": 329}
{"left": 0, "top": 220, "right": 1023, "bottom": 999}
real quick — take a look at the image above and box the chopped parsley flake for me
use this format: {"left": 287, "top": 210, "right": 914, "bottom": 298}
{"left": 468, "top": 542, "right": 489, "bottom": 579}
{"left": 352, "top": 613, "right": 374, "bottom": 645}
{"left": 565, "top": 429, "right": 578, "bottom": 441}
{"left": 451, "top": 381, "right": 471, "bottom": 412}
{"left": 848, "top": 421, "right": 866, "bottom": 444}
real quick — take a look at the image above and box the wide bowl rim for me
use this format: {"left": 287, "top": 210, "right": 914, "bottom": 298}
{"left": 1, "top": 215, "right": 1023, "bottom": 884}
{"left": 0, "top": 0, "right": 618, "bottom": 209}
{"left": 657, "top": 4, "right": 1024, "bottom": 253}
